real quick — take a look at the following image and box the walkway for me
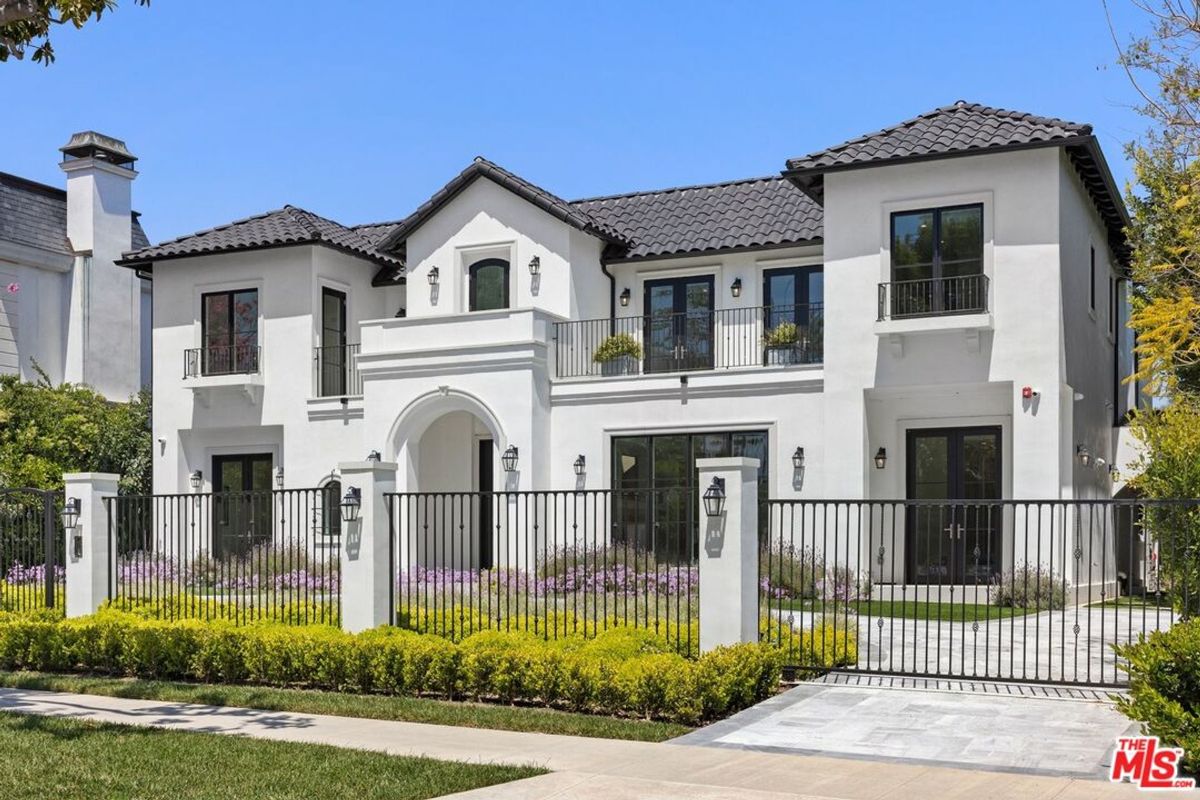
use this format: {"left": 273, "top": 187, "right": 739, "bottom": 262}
{"left": 0, "top": 687, "right": 1144, "bottom": 799}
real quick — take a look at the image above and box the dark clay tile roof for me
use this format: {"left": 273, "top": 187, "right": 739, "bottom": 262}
{"left": 0, "top": 171, "right": 147, "bottom": 256}
{"left": 119, "top": 205, "right": 402, "bottom": 269}
{"left": 785, "top": 101, "right": 1092, "bottom": 174}
{"left": 375, "top": 157, "right": 631, "bottom": 254}
{"left": 572, "top": 176, "right": 820, "bottom": 261}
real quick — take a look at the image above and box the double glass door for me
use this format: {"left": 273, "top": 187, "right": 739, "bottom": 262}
{"left": 905, "top": 427, "right": 1002, "bottom": 584}
{"left": 319, "top": 288, "right": 347, "bottom": 396}
{"left": 643, "top": 277, "right": 714, "bottom": 373}
{"left": 213, "top": 453, "right": 274, "bottom": 558}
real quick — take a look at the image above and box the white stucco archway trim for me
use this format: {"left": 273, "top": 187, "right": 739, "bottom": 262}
{"left": 385, "top": 387, "right": 509, "bottom": 492}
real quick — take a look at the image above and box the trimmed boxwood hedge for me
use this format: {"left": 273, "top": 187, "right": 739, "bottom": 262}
{"left": 0, "top": 610, "right": 786, "bottom": 724}
{"left": 1116, "top": 619, "right": 1200, "bottom": 776}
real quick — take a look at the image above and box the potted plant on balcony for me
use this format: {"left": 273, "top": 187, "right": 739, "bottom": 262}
{"left": 593, "top": 333, "right": 642, "bottom": 376}
{"left": 762, "top": 321, "right": 799, "bottom": 366}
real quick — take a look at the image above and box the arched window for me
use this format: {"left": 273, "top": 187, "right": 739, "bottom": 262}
{"left": 469, "top": 258, "right": 509, "bottom": 311}
{"left": 315, "top": 478, "right": 341, "bottom": 539}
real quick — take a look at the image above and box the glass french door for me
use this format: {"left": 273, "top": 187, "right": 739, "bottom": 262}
{"left": 320, "top": 288, "right": 347, "bottom": 396}
{"left": 212, "top": 453, "right": 274, "bottom": 558}
{"left": 643, "top": 276, "right": 714, "bottom": 373}
{"left": 763, "top": 266, "right": 824, "bottom": 364}
{"left": 905, "top": 427, "right": 1002, "bottom": 584}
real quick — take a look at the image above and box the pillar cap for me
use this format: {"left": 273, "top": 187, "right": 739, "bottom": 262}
{"left": 338, "top": 461, "right": 398, "bottom": 472}
{"left": 695, "top": 457, "right": 760, "bottom": 471}
{"left": 63, "top": 472, "right": 122, "bottom": 482}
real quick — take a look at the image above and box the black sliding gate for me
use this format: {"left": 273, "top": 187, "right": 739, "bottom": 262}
{"left": 0, "top": 488, "right": 63, "bottom": 611}
{"left": 762, "top": 499, "right": 1195, "bottom": 687}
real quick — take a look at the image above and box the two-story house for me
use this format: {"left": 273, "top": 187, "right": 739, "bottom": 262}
{"left": 120, "top": 102, "right": 1139, "bottom": 577}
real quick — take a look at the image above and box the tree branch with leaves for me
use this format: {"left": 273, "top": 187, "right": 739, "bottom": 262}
{"left": 0, "top": 0, "right": 148, "bottom": 65}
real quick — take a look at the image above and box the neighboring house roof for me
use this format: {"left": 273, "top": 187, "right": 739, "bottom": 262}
{"left": 572, "top": 176, "right": 821, "bottom": 262}
{"left": 0, "top": 171, "right": 149, "bottom": 256}
{"left": 374, "top": 156, "right": 632, "bottom": 255}
{"left": 118, "top": 205, "right": 403, "bottom": 271}
{"left": 783, "top": 101, "right": 1129, "bottom": 264}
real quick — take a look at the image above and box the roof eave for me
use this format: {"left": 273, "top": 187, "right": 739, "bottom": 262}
{"left": 116, "top": 239, "right": 401, "bottom": 272}
{"left": 600, "top": 237, "right": 823, "bottom": 266}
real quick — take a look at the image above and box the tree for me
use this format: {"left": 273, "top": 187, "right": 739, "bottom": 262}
{"left": 0, "top": 368, "right": 150, "bottom": 494}
{"left": 0, "top": 0, "right": 149, "bottom": 65}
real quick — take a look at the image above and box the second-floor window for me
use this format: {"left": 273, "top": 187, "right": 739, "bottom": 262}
{"left": 202, "top": 288, "right": 259, "bottom": 375}
{"left": 469, "top": 258, "right": 509, "bottom": 311}
{"left": 763, "top": 266, "right": 823, "bottom": 365}
{"left": 890, "top": 204, "right": 984, "bottom": 317}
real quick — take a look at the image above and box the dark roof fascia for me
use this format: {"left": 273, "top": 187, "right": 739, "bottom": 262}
{"left": 371, "top": 264, "right": 406, "bottom": 287}
{"left": 600, "top": 237, "right": 824, "bottom": 266}
{"left": 116, "top": 238, "right": 395, "bottom": 272}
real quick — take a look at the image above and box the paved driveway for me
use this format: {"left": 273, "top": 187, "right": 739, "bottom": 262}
{"left": 675, "top": 673, "right": 1139, "bottom": 778}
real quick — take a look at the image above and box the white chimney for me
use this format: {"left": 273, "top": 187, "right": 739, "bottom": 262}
{"left": 59, "top": 131, "right": 142, "bottom": 400}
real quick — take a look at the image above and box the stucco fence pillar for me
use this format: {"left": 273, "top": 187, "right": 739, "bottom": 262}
{"left": 696, "top": 457, "right": 760, "bottom": 652}
{"left": 339, "top": 460, "right": 397, "bottom": 633}
{"left": 63, "top": 472, "right": 120, "bottom": 618}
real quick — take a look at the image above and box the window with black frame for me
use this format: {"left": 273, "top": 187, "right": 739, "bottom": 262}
{"left": 468, "top": 259, "right": 509, "bottom": 311}
{"left": 763, "top": 266, "right": 823, "bottom": 365}
{"left": 889, "top": 204, "right": 984, "bottom": 318}
{"left": 201, "top": 289, "right": 259, "bottom": 375}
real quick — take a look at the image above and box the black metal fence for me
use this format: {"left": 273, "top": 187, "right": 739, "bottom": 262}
{"left": 184, "top": 344, "right": 261, "bottom": 378}
{"left": 877, "top": 274, "right": 989, "bottom": 320}
{"left": 0, "top": 489, "right": 62, "bottom": 612}
{"left": 389, "top": 489, "right": 700, "bottom": 653}
{"left": 105, "top": 488, "right": 341, "bottom": 625}
{"left": 762, "top": 499, "right": 1194, "bottom": 686}
{"left": 314, "top": 343, "right": 363, "bottom": 397}
{"left": 554, "top": 304, "right": 823, "bottom": 379}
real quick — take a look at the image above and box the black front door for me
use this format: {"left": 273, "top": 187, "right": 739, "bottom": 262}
{"left": 905, "top": 427, "right": 1002, "bottom": 584}
{"left": 320, "top": 288, "right": 347, "bottom": 396}
{"left": 477, "top": 439, "right": 494, "bottom": 569}
{"left": 213, "top": 453, "right": 274, "bottom": 558}
{"left": 643, "top": 276, "right": 714, "bottom": 373}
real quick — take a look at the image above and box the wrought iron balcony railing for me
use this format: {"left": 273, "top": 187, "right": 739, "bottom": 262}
{"left": 878, "top": 274, "right": 989, "bottom": 321}
{"left": 313, "top": 343, "right": 363, "bottom": 397}
{"left": 184, "top": 344, "right": 260, "bottom": 378}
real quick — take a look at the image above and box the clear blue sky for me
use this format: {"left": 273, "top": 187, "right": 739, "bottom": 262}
{"left": 0, "top": 1, "right": 1156, "bottom": 244}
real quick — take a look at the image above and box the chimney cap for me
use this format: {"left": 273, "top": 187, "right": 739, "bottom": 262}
{"left": 60, "top": 131, "right": 136, "bottom": 167}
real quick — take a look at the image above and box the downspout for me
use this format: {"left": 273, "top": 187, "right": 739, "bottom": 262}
{"left": 601, "top": 259, "right": 616, "bottom": 335}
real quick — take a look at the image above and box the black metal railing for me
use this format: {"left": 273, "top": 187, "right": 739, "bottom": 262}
{"left": 554, "top": 304, "right": 823, "bottom": 379}
{"left": 105, "top": 487, "right": 341, "bottom": 625}
{"left": 877, "top": 274, "right": 989, "bottom": 320}
{"left": 0, "top": 489, "right": 62, "bottom": 612}
{"left": 313, "top": 343, "right": 362, "bottom": 397}
{"left": 389, "top": 489, "right": 700, "bottom": 654}
{"left": 184, "top": 344, "right": 261, "bottom": 378}
{"left": 761, "top": 499, "right": 1195, "bottom": 686}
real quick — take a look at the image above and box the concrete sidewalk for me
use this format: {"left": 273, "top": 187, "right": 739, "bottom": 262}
{"left": 0, "top": 687, "right": 1143, "bottom": 799}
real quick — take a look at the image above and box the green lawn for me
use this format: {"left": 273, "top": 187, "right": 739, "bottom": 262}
{"left": 0, "top": 711, "right": 542, "bottom": 800}
{"left": 1097, "top": 595, "right": 1175, "bottom": 610}
{"left": 775, "top": 599, "right": 1038, "bottom": 621}
{"left": 0, "top": 671, "right": 690, "bottom": 742}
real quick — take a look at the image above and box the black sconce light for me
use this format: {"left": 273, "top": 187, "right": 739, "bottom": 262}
{"left": 792, "top": 447, "right": 805, "bottom": 470}
{"left": 274, "top": 466, "right": 284, "bottom": 489}
{"left": 189, "top": 470, "right": 203, "bottom": 491}
{"left": 731, "top": 278, "right": 742, "bottom": 298}
{"left": 573, "top": 454, "right": 586, "bottom": 476}
{"left": 619, "top": 288, "right": 630, "bottom": 307}
{"left": 427, "top": 266, "right": 439, "bottom": 286}
{"left": 367, "top": 450, "right": 382, "bottom": 462}
{"left": 340, "top": 486, "right": 361, "bottom": 523}
{"left": 62, "top": 497, "right": 82, "bottom": 558}
{"left": 528, "top": 256, "right": 540, "bottom": 276}
{"left": 702, "top": 477, "right": 726, "bottom": 517}
{"left": 1076, "top": 445, "right": 1091, "bottom": 467}
{"left": 873, "top": 448, "right": 887, "bottom": 469}
{"left": 502, "top": 445, "right": 519, "bottom": 473}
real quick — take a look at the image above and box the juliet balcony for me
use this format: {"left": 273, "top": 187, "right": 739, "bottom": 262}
{"left": 553, "top": 304, "right": 823, "bottom": 379}
{"left": 182, "top": 344, "right": 263, "bottom": 405}
{"left": 874, "top": 275, "right": 992, "bottom": 352}
{"left": 313, "top": 343, "right": 363, "bottom": 398}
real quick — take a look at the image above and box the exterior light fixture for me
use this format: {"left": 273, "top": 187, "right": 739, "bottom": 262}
{"left": 702, "top": 477, "right": 726, "bottom": 517}
{"left": 1109, "top": 464, "right": 1119, "bottom": 480}
{"left": 501, "top": 445, "right": 519, "bottom": 473}
{"left": 731, "top": 278, "right": 742, "bottom": 298}
{"left": 274, "top": 466, "right": 284, "bottom": 489}
{"left": 189, "top": 470, "right": 203, "bottom": 491}
{"left": 528, "top": 255, "right": 540, "bottom": 276}
{"left": 340, "top": 486, "right": 361, "bottom": 523}
{"left": 792, "top": 447, "right": 805, "bottom": 470}
{"left": 367, "top": 450, "right": 382, "bottom": 462}
{"left": 427, "top": 266, "right": 439, "bottom": 286}
{"left": 873, "top": 448, "right": 887, "bottom": 469}
{"left": 619, "top": 288, "right": 631, "bottom": 307}
{"left": 573, "top": 454, "right": 586, "bottom": 476}
{"left": 1076, "top": 445, "right": 1091, "bottom": 467}
{"left": 61, "top": 497, "right": 81, "bottom": 531}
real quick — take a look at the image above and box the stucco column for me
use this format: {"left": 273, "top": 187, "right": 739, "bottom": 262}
{"left": 697, "top": 457, "right": 760, "bottom": 652}
{"left": 63, "top": 472, "right": 120, "bottom": 618}
{"left": 339, "top": 460, "right": 397, "bottom": 633}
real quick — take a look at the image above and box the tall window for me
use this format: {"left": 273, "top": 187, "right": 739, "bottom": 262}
{"left": 1110, "top": 275, "right": 1118, "bottom": 336}
{"left": 890, "top": 205, "right": 984, "bottom": 316}
{"left": 202, "top": 289, "right": 259, "bottom": 375}
{"left": 1090, "top": 246, "right": 1097, "bottom": 312}
{"left": 763, "top": 266, "right": 823, "bottom": 364}
{"left": 468, "top": 258, "right": 509, "bottom": 311}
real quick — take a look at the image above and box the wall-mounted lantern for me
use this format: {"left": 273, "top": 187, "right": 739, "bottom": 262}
{"left": 792, "top": 447, "right": 805, "bottom": 470}
{"left": 573, "top": 454, "right": 586, "bottom": 476}
{"left": 189, "top": 470, "right": 203, "bottom": 491}
{"left": 619, "top": 288, "right": 631, "bottom": 307}
{"left": 528, "top": 255, "right": 540, "bottom": 276}
{"left": 502, "top": 445, "right": 519, "bottom": 473}
{"left": 427, "top": 266, "right": 439, "bottom": 286}
{"left": 730, "top": 278, "right": 742, "bottom": 298}
{"left": 873, "top": 448, "right": 887, "bottom": 470}
{"left": 1076, "top": 445, "right": 1091, "bottom": 467}
{"left": 340, "top": 486, "right": 361, "bottom": 523}
{"left": 702, "top": 477, "right": 726, "bottom": 517}
{"left": 367, "top": 450, "right": 382, "bottom": 462}
{"left": 274, "top": 466, "right": 284, "bottom": 490}
{"left": 63, "top": 497, "right": 82, "bottom": 559}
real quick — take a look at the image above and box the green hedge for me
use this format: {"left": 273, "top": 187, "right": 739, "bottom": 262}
{"left": 0, "top": 611, "right": 783, "bottom": 724}
{"left": 1116, "top": 620, "right": 1200, "bottom": 775}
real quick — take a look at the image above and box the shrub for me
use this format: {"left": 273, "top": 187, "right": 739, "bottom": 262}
{"left": 592, "top": 333, "right": 642, "bottom": 363}
{"left": 990, "top": 565, "right": 1067, "bottom": 610}
{"left": 762, "top": 321, "right": 799, "bottom": 348}
{"left": 1116, "top": 620, "right": 1200, "bottom": 776}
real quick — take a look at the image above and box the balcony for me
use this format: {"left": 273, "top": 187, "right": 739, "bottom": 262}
{"left": 183, "top": 344, "right": 262, "bottom": 405}
{"left": 875, "top": 275, "right": 992, "bottom": 354}
{"left": 554, "top": 304, "right": 823, "bottom": 379}
{"left": 313, "top": 343, "right": 363, "bottom": 398}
